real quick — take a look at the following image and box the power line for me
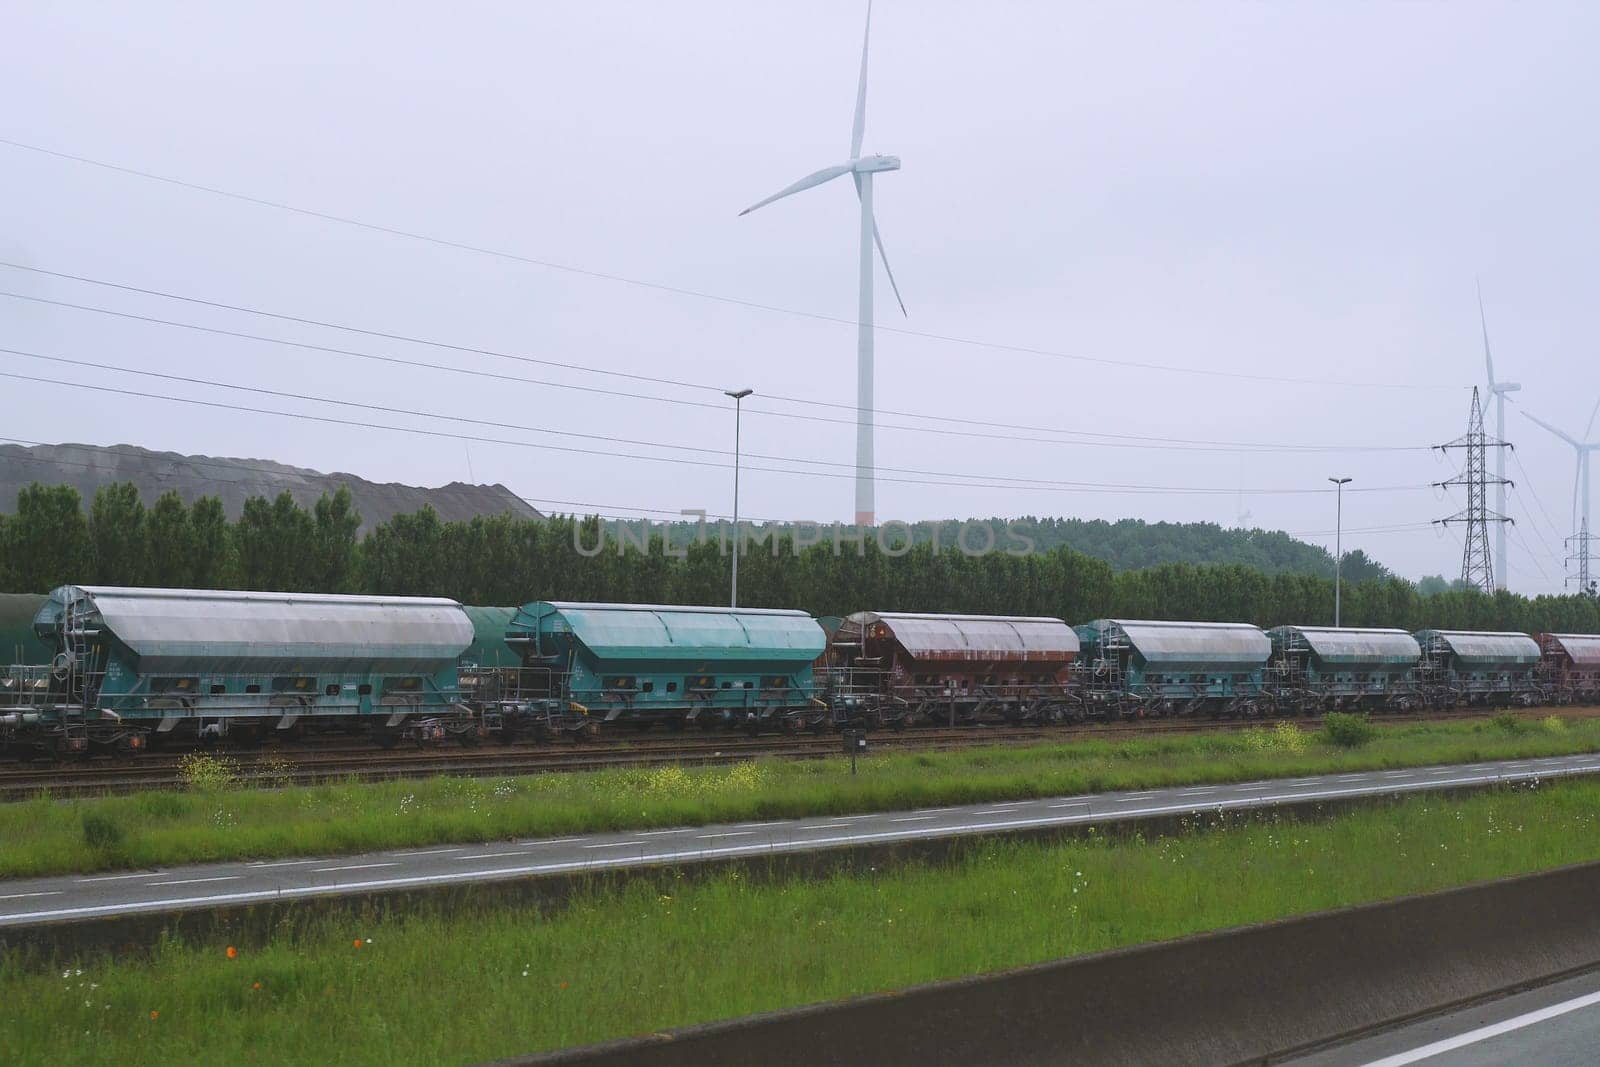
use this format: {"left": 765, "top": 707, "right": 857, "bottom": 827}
{"left": 0, "top": 135, "right": 1453, "bottom": 392}
{"left": 0, "top": 287, "right": 1435, "bottom": 456}
{"left": 0, "top": 361, "right": 1433, "bottom": 498}
{"left": 0, "top": 260, "right": 1443, "bottom": 453}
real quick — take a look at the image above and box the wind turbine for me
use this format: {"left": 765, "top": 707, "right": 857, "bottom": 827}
{"left": 1524, "top": 398, "right": 1600, "bottom": 591}
{"left": 1478, "top": 283, "right": 1519, "bottom": 589}
{"left": 740, "top": 0, "right": 905, "bottom": 527}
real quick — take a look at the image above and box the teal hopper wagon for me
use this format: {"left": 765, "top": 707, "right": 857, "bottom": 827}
{"left": 3, "top": 585, "right": 475, "bottom": 757}
{"left": 502, "top": 601, "right": 828, "bottom": 734}
{"left": 1075, "top": 619, "right": 1272, "bottom": 718}
{"left": 1265, "top": 626, "right": 1423, "bottom": 712}
{"left": 1413, "top": 630, "right": 1542, "bottom": 707}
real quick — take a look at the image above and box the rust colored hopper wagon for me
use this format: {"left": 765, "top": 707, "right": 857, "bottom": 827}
{"left": 826, "top": 611, "right": 1080, "bottom": 728}
{"left": 1535, "top": 633, "right": 1600, "bottom": 705}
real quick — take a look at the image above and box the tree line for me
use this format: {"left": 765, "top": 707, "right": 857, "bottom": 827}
{"left": 1, "top": 481, "right": 1597, "bottom": 635}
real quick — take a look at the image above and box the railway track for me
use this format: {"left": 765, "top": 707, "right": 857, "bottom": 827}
{"left": 3, "top": 705, "right": 1596, "bottom": 801}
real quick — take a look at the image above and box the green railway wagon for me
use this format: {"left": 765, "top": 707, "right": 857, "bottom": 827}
{"left": 505, "top": 601, "right": 828, "bottom": 733}
{"left": 6, "top": 585, "right": 474, "bottom": 754}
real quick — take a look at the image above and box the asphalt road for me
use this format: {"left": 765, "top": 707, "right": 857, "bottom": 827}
{"left": 2, "top": 751, "right": 1598, "bottom": 928}
{"left": 1289, "top": 966, "right": 1600, "bottom": 1066}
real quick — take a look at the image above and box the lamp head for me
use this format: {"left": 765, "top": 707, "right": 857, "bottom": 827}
{"left": 725, "top": 388, "right": 754, "bottom": 401}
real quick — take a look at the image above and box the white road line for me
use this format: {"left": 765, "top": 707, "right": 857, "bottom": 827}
{"left": 1359, "top": 989, "right": 1600, "bottom": 1066}
{"left": 1337, "top": 774, "right": 1367, "bottom": 781}
{"left": 914, "top": 807, "right": 959, "bottom": 814}
{"left": 77, "top": 871, "right": 163, "bottom": 882}
{"left": 891, "top": 815, "right": 938, "bottom": 822}
{"left": 976, "top": 807, "right": 1021, "bottom": 814}
{"left": 805, "top": 822, "right": 854, "bottom": 829}
{"left": 389, "top": 847, "right": 465, "bottom": 857}
{"left": 1120, "top": 791, "right": 1157, "bottom": 799}
{"left": 1047, "top": 801, "right": 1089, "bottom": 809}
{"left": 311, "top": 863, "right": 399, "bottom": 873}
{"left": 581, "top": 842, "right": 633, "bottom": 850}
{"left": 247, "top": 859, "right": 320, "bottom": 868}
{"left": 697, "top": 831, "right": 756, "bottom": 840}
{"left": 458, "top": 850, "right": 529, "bottom": 860}
{"left": 0, "top": 891, "right": 62, "bottom": 901}
{"left": 632, "top": 828, "right": 693, "bottom": 837}
{"left": 1383, "top": 771, "right": 1415, "bottom": 778}
{"left": 5, "top": 763, "right": 1597, "bottom": 927}
{"left": 517, "top": 837, "right": 586, "bottom": 846}
{"left": 1179, "top": 788, "right": 1218, "bottom": 795}
{"left": 147, "top": 875, "right": 242, "bottom": 887}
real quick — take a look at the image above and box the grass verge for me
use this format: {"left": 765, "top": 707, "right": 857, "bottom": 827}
{"left": 4, "top": 713, "right": 1598, "bottom": 879}
{"left": 6, "top": 780, "right": 1600, "bottom": 1065}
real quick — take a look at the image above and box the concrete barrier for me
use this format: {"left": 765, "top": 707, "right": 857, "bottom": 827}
{"left": 504, "top": 860, "right": 1600, "bottom": 1067}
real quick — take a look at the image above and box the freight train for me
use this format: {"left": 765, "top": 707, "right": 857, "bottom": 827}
{"left": 2, "top": 584, "right": 1597, "bottom": 758}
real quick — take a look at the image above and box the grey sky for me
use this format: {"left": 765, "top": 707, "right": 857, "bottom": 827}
{"left": 2, "top": 1, "right": 1597, "bottom": 591}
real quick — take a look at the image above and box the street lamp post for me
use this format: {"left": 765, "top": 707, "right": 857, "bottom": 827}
{"left": 1329, "top": 477, "right": 1352, "bottom": 627}
{"left": 726, "top": 388, "right": 754, "bottom": 608}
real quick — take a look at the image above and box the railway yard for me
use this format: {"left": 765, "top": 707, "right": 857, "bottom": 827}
{"left": 6, "top": 585, "right": 1600, "bottom": 1063}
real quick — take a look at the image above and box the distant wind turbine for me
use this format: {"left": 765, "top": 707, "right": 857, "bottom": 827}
{"left": 1524, "top": 399, "right": 1600, "bottom": 588}
{"left": 740, "top": 0, "right": 905, "bottom": 527}
{"left": 1478, "top": 283, "right": 1519, "bottom": 589}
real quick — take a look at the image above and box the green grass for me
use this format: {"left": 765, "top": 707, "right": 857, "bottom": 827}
{"left": 6, "top": 781, "right": 1600, "bottom": 1066}
{"left": 4, "top": 713, "right": 1598, "bottom": 879}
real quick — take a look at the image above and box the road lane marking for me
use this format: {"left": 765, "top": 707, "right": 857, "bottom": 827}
{"left": 390, "top": 847, "right": 465, "bottom": 857}
{"left": 697, "top": 831, "right": 757, "bottom": 840}
{"left": 312, "top": 863, "right": 399, "bottom": 873}
{"left": 805, "top": 822, "right": 854, "bottom": 829}
{"left": 1048, "top": 801, "right": 1089, "bottom": 809}
{"left": 1179, "top": 788, "right": 1218, "bottom": 795}
{"left": 247, "top": 859, "right": 319, "bottom": 868}
{"left": 976, "top": 807, "right": 1021, "bottom": 814}
{"left": 1359, "top": 988, "right": 1600, "bottom": 1066}
{"left": 890, "top": 815, "right": 937, "bottom": 822}
{"left": 632, "top": 828, "right": 693, "bottom": 837}
{"left": 582, "top": 842, "right": 633, "bottom": 850}
{"left": 0, "top": 891, "right": 62, "bottom": 901}
{"left": 459, "top": 851, "right": 529, "bottom": 860}
{"left": 147, "top": 875, "right": 243, "bottom": 887}
{"left": 78, "top": 871, "right": 164, "bottom": 882}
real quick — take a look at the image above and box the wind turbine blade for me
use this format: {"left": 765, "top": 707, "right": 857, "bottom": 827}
{"left": 851, "top": 0, "right": 872, "bottom": 159}
{"left": 1476, "top": 279, "right": 1496, "bottom": 389}
{"left": 854, "top": 173, "right": 905, "bottom": 316}
{"left": 1524, "top": 410, "right": 1580, "bottom": 448}
{"left": 1575, "top": 462, "right": 1583, "bottom": 537}
{"left": 738, "top": 163, "right": 853, "bottom": 216}
{"left": 1585, "top": 394, "right": 1600, "bottom": 442}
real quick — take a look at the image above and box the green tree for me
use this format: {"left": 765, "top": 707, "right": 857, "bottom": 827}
{"left": 88, "top": 482, "right": 148, "bottom": 585}
{"left": 189, "top": 496, "right": 233, "bottom": 587}
{"left": 5, "top": 483, "right": 91, "bottom": 592}
{"left": 145, "top": 491, "right": 194, "bottom": 587}
{"left": 312, "top": 486, "right": 362, "bottom": 592}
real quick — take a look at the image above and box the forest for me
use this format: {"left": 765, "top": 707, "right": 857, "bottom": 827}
{"left": 2, "top": 481, "right": 1596, "bottom": 634}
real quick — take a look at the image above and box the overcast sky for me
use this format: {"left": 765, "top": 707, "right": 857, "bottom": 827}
{"left": 3, "top": 2, "right": 1597, "bottom": 591}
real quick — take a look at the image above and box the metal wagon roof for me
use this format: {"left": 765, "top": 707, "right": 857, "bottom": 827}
{"left": 844, "top": 611, "right": 1078, "bottom": 661}
{"left": 1415, "top": 630, "right": 1541, "bottom": 668}
{"left": 1541, "top": 633, "right": 1600, "bottom": 667}
{"left": 1268, "top": 626, "right": 1421, "bottom": 667}
{"left": 35, "top": 586, "right": 473, "bottom": 675}
{"left": 1083, "top": 619, "right": 1271, "bottom": 668}
{"left": 516, "top": 602, "right": 825, "bottom": 665}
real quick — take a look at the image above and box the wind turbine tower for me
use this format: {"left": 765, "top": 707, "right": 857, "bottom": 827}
{"left": 1478, "top": 285, "right": 1519, "bottom": 589}
{"left": 1525, "top": 400, "right": 1600, "bottom": 594}
{"left": 740, "top": 1, "right": 906, "bottom": 527}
